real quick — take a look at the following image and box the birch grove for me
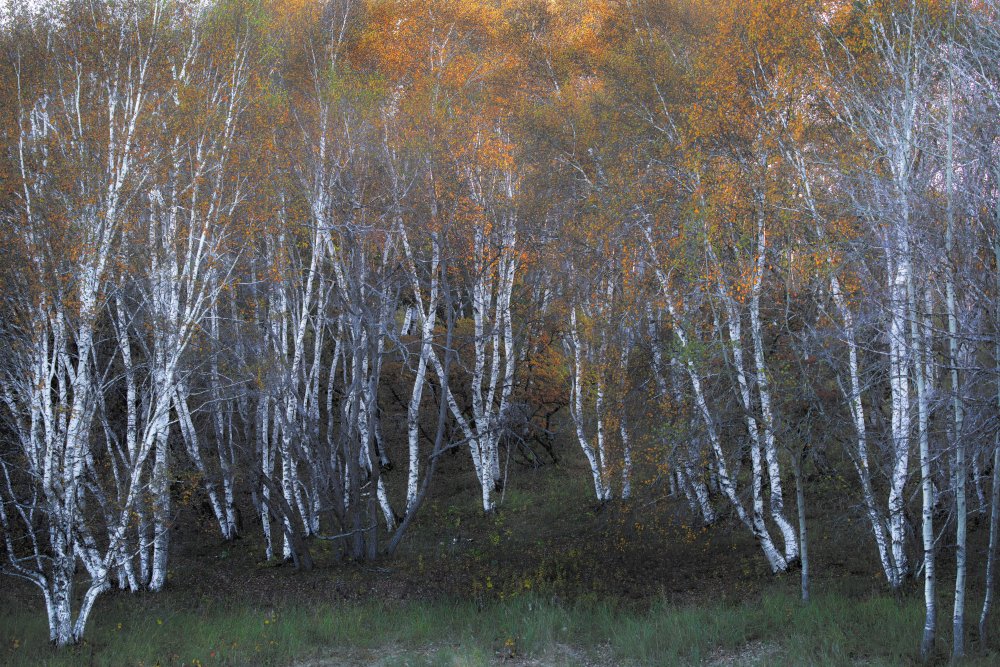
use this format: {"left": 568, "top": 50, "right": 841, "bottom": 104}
{"left": 6, "top": 0, "right": 1000, "bottom": 657}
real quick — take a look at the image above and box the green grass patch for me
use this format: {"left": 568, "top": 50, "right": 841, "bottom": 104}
{"left": 4, "top": 586, "right": 998, "bottom": 666}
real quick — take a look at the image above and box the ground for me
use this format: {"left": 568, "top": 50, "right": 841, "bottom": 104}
{"left": 2, "top": 439, "right": 999, "bottom": 666}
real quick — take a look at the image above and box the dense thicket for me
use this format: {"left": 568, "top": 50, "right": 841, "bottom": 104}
{"left": 2, "top": 0, "right": 1000, "bottom": 657}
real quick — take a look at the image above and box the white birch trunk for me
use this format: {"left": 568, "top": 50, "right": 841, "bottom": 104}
{"left": 568, "top": 308, "right": 612, "bottom": 502}
{"left": 788, "top": 146, "right": 896, "bottom": 584}
{"left": 911, "top": 280, "right": 935, "bottom": 659}
{"left": 944, "top": 53, "right": 967, "bottom": 658}
{"left": 747, "top": 211, "right": 798, "bottom": 563}
{"left": 716, "top": 264, "right": 788, "bottom": 573}
{"left": 644, "top": 227, "right": 785, "bottom": 571}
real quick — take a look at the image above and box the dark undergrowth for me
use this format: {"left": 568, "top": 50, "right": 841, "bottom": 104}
{"left": 2, "top": 447, "right": 999, "bottom": 666}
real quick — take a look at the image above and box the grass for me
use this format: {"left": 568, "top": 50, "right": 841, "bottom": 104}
{"left": 4, "top": 584, "right": 998, "bottom": 666}
{"left": 4, "top": 444, "right": 1000, "bottom": 665}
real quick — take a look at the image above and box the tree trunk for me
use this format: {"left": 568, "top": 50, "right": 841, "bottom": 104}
{"left": 793, "top": 454, "right": 809, "bottom": 603}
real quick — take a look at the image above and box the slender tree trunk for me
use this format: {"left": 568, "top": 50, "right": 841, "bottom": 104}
{"left": 944, "top": 50, "right": 967, "bottom": 659}
{"left": 749, "top": 205, "right": 798, "bottom": 563}
{"left": 149, "top": 419, "right": 170, "bottom": 592}
{"left": 791, "top": 148, "right": 896, "bottom": 584}
{"left": 619, "top": 340, "right": 633, "bottom": 502}
{"left": 645, "top": 226, "right": 782, "bottom": 570}
{"left": 982, "top": 223, "right": 1000, "bottom": 645}
{"left": 913, "top": 281, "right": 935, "bottom": 661}
{"left": 568, "top": 307, "right": 610, "bottom": 502}
{"left": 793, "top": 454, "right": 808, "bottom": 603}
{"left": 719, "top": 291, "right": 788, "bottom": 573}
{"left": 982, "top": 420, "right": 1000, "bottom": 642}
{"left": 887, "top": 226, "right": 913, "bottom": 590}
{"left": 174, "top": 384, "right": 228, "bottom": 538}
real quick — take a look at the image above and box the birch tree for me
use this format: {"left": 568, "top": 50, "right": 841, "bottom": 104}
{"left": 823, "top": 0, "right": 944, "bottom": 590}
{"left": 0, "top": 0, "right": 167, "bottom": 644}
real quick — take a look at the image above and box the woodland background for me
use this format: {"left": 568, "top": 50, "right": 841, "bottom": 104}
{"left": 2, "top": 0, "right": 1000, "bottom": 664}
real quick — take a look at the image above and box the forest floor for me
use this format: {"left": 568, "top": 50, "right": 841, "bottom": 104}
{"left": 3, "top": 441, "right": 1000, "bottom": 666}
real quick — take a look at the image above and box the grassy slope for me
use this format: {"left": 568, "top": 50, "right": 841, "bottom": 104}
{"left": 2, "top": 442, "right": 999, "bottom": 666}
